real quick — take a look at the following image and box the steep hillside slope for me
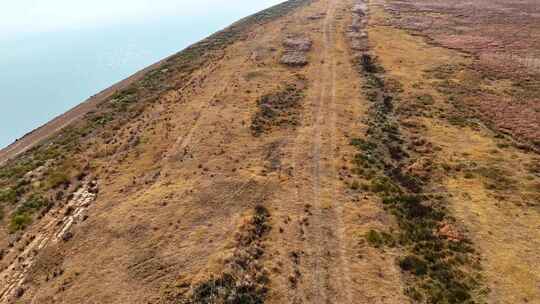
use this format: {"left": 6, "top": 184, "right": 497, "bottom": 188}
{"left": 0, "top": 0, "right": 538, "bottom": 303}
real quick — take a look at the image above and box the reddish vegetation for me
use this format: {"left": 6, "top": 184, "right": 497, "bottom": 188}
{"left": 384, "top": 0, "right": 540, "bottom": 148}
{"left": 466, "top": 95, "right": 540, "bottom": 146}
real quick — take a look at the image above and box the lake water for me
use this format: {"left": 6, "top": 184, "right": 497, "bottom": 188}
{"left": 0, "top": 0, "right": 283, "bottom": 149}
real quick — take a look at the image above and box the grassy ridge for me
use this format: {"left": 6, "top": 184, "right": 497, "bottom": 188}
{"left": 0, "top": 0, "right": 314, "bottom": 235}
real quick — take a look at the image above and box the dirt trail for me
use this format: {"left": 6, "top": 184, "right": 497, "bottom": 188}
{"left": 309, "top": 0, "right": 348, "bottom": 302}
{"left": 290, "top": 0, "right": 353, "bottom": 302}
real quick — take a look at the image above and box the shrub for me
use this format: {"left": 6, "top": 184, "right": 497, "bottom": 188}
{"left": 0, "top": 188, "right": 17, "bottom": 204}
{"left": 46, "top": 171, "right": 70, "bottom": 189}
{"left": 476, "top": 166, "right": 516, "bottom": 191}
{"left": 370, "top": 176, "right": 401, "bottom": 195}
{"left": 464, "top": 171, "right": 474, "bottom": 179}
{"left": 360, "top": 54, "right": 378, "bottom": 73}
{"left": 350, "top": 138, "right": 377, "bottom": 151}
{"left": 366, "top": 229, "right": 395, "bottom": 248}
{"left": 252, "top": 205, "right": 271, "bottom": 239}
{"left": 14, "top": 194, "right": 50, "bottom": 217}
{"left": 250, "top": 83, "right": 304, "bottom": 136}
{"left": 354, "top": 49, "right": 481, "bottom": 304}
{"left": 366, "top": 229, "right": 383, "bottom": 247}
{"left": 189, "top": 273, "right": 265, "bottom": 304}
{"left": 399, "top": 255, "right": 428, "bottom": 276}
{"left": 9, "top": 213, "right": 32, "bottom": 232}
{"left": 405, "top": 287, "right": 423, "bottom": 302}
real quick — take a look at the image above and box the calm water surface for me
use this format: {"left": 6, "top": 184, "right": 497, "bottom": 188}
{"left": 0, "top": 1, "right": 283, "bottom": 148}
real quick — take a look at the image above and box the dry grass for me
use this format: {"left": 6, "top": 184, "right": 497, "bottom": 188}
{"left": 1, "top": 0, "right": 538, "bottom": 303}
{"left": 369, "top": 4, "right": 540, "bottom": 302}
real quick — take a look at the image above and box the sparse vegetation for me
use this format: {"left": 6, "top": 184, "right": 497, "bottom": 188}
{"left": 251, "top": 81, "right": 305, "bottom": 136}
{"left": 45, "top": 171, "right": 70, "bottom": 189}
{"left": 0, "top": 3, "right": 315, "bottom": 244}
{"left": 370, "top": 176, "right": 401, "bottom": 195}
{"left": 428, "top": 63, "right": 540, "bottom": 151}
{"left": 366, "top": 229, "right": 395, "bottom": 248}
{"left": 9, "top": 213, "right": 32, "bottom": 232}
{"left": 399, "top": 255, "right": 428, "bottom": 276}
{"left": 7, "top": 194, "right": 50, "bottom": 232}
{"left": 166, "top": 205, "right": 272, "bottom": 304}
{"left": 352, "top": 54, "right": 483, "bottom": 303}
{"left": 476, "top": 166, "right": 516, "bottom": 191}
{"left": 0, "top": 187, "right": 17, "bottom": 204}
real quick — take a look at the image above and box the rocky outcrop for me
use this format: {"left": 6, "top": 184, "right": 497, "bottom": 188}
{"left": 0, "top": 181, "right": 98, "bottom": 303}
{"left": 348, "top": 0, "right": 369, "bottom": 53}
{"left": 280, "top": 36, "right": 313, "bottom": 66}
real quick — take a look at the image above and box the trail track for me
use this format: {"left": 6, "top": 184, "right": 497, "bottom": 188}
{"left": 287, "top": 0, "right": 353, "bottom": 303}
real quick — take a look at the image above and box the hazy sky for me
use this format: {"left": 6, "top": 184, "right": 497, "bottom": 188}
{"left": 0, "top": 0, "right": 281, "bottom": 38}
{"left": 0, "top": 0, "right": 284, "bottom": 149}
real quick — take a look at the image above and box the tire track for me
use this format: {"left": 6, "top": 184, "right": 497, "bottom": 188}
{"left": 299, "top": 0, "right": 352, "bottom": 303}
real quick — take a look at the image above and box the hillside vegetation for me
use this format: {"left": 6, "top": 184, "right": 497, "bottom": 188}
{"left": 0, "top": 0, "right": 538, "bottom": 303}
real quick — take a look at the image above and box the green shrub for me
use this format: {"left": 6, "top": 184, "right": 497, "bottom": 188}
{"left": 9, "top": 213, "right": 32, "bottom": 232}
{"left": 366, "top": 229, "right": 383, "bottom": 247}
{"left": 366, "top": 229, "right": 395, "bottom": 248}
{"left": 0, "top": 145, "right": 62, "bottom": 181}
{"left": 350, "top": 138, "right": 377, "bottom": 151}
{"left": 405, "top": 287, "right": 423, "bottom": 302}
{"left": 371, "top": 176, "right": 400, "bottom": 195}
{"left": 0, "top": 188, "right": 17, "bottom": 204}
{"left": 8, "top": 194, "right": 50, "bottom": 232}
{"left": 16, "top": 194, "right": 49, "bottom": 215}
{"left": 354, "top": 51, "right": 481, "bottom": 304}
{"left": 46, "top": 170, "right": 70, "bottom": 189}
{"left": 399, "top": 255, "right": 428, "bottom": 276}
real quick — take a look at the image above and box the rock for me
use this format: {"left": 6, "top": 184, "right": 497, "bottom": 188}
{"left": 62, "top": 231, "right": 74, "bottom": 242}
{"left": 280, "top": 51, "right": 309, "bottom": 66}
{"left": 351, "top": 16, "right": 366, "bottom": 32}
{"left": 75, "top": 210, "right": 89, "bottom": 222}
{"left": 280, "top": 35, "right": 312, "bottom": 67}
{"left": 352, "top": 4, "right": 367, "bottom": 15}
{"left": 348, "top": 32, "right": 367, "bottom": 39}
{"left": 283, "top": 37, "right": 312, "bottom": 52}
{"left": 350, "top": 40, "right": 369, "bottom": 51}
{"left": 438, "top": 223, "right": 463, "bottom": 242}
{"left": 307, "top": 13, "right": 325, "bottom": 20}
{"left": 14, "top": 287, "right": 25, "bottom": 298}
